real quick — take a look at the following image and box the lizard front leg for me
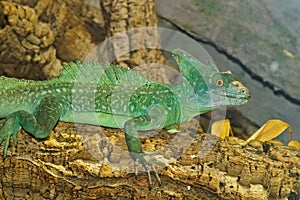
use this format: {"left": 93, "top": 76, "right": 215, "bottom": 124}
{"left": 124, "top": 112, "right": 166, "bottom": 189}
{"left": 0, "top": 96, "right": 62, "bottom": 157}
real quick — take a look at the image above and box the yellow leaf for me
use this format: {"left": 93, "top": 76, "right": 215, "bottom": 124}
{"left": 211, "top": 119, "right": 231, "bottom": 139}
{"left": 246, "top": 119, "right": 292, "bottom": 143}
{"left": 267, "top": 140, "right": 284, "bottom": 146}
{"left": 288, "top": 140, "right": 300, "bottom": 149}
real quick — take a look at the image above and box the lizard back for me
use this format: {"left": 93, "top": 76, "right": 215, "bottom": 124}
{"left": 51, "top": 61, "right": 181, "bottom": 125}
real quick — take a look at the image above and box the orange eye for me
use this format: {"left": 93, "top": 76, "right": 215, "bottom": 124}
{"left": 216, "top": 79, "right": 224, "bottom": 86}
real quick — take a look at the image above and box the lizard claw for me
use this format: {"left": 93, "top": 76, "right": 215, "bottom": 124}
{"left": 0, "top": 130, "right": 18, "bottom": 158}
{"left": 131, "top": 151, "right": 165, "bottom": 189}
{"left": 1, "top": 137, "right": 10, "bottom": 158}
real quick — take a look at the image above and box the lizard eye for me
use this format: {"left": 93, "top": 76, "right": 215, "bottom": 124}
{"left": 216, "top": 79, "right": 224, "bottom": 87}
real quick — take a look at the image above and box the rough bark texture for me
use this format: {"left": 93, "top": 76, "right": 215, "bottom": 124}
{"left": 99, "top": 0, "right": 167, "bottom": 82}
{"left": 0, "top": 121, "right": 299, "bottom": 200}
{"left": 0, "top": 0, "right": 299, "bottom": 199}
{"left": 0, "top": 0, "right": 106, "bottom": 79}
{"left": 0, "top": 0, "right": 166, "bottom": 81}
{"left": 100, "top": 0, "right": 163, "bottom": 65}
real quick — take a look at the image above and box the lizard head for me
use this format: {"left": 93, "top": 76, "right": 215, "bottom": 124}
{"left": 172, "top": 49, "right": 251, "bottom": 113}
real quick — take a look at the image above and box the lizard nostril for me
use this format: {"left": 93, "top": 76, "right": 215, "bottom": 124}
{"left": 241, "top": 88, "right": 251, "bottom": 97}
{"left": 241, "top": 88, "right": 247, "bottom": 94}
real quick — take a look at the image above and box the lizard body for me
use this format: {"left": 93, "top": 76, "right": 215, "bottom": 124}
{"left": 0, "top": 49, "right": 250, "bottom": 188}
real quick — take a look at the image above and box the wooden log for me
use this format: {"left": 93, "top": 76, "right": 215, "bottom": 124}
{"left": 0, "top": 121, "right": 299, "bottom": 199}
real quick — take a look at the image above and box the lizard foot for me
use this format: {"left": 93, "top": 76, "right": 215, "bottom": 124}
{"left": 130, "top": 151, "right": 166, "bottom": 190}
{"left": 0, "top": 117, "right": 21, "bottom": 157}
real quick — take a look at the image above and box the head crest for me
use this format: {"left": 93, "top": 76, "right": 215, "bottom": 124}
{"left": 172, "top": 49, "right": 220, "bottom": 91}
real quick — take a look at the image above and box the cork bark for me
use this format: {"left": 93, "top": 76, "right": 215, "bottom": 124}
{"left": 0, "top": 0, "right": 299, "bottom": 199}
{"left": 99, "top": 0, "right": 166, "bottom": 82}
{"left": 0, "top": 0, "right": 106, "bottom": 79}
{"left": 1, "top": 121, "right": 299, "bottom": 199}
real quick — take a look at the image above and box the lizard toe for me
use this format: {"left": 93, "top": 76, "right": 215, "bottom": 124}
{"left": 131, "top": 151, "right": 164, "bottom": 189}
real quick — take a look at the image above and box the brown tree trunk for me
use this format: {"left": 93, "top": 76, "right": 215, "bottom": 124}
{"left": 100, "top": 0, "right": 164, "bottom": 66}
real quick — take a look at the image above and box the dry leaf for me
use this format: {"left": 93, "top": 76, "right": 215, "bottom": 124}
{"left": 211, "top": 119, "right": 298, "bottom": 148}
{"left": 267, "top": 140, "right": 284, "bottom": 146}
{"left": 211, "top": 119, "right": 231, "bottom": 139}
{"left": 288, "top": 140, "right": 300, "bottom": 149}
{"left": 246, "top": 119, "right": 292, "bottom": 143}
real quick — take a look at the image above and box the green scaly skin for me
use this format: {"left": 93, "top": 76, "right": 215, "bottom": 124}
{"left": 0, "top": 49, "right": 250, "bottom": 189}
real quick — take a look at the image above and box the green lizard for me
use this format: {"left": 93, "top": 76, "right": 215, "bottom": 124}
{"left": 0, "top": 49, "right": 250, "bottom": 188}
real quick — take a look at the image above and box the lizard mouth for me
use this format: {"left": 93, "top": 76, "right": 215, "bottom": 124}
{"left": 187, "top": 90, "right": 250, "bottom": 111}
{"left": 225, "top": 94, "right": 250, "bottom": 100}
{"left": 181, "top": 84, "right": 251, "bottom": 113}
{"left": 214, "top": 84, "right": 251, "bottom": 102}
{"left": 217, "top": 92, "right": 250, "bottom": 106}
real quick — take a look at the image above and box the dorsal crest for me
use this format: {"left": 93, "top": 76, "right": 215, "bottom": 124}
{"left": 51, "top": 61, "right": 148, "bottom": 86}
